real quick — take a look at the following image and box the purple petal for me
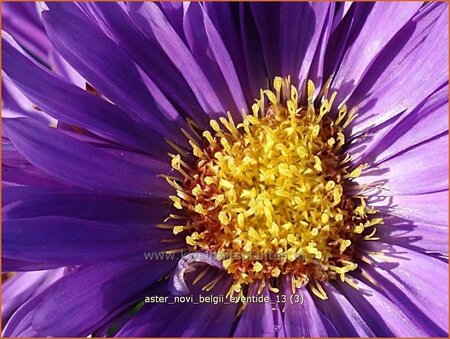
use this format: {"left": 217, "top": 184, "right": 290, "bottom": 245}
{"left": 91, "top": 307, "right": 135, "bottom": 337}
{"left": 376, "top": 215, "right": 448, "bottom": 254}
{"left": 238, "top": 3, "right": 268, "bottom": 101}
{"left": 3, "top": 286, "right": 49, "bottom": 337}
{"left": 42, "top": 10, "right": 184, "bottom": 139}
{"left": 356, "top": 134, "right": 448, "bottom": 195}
{"left": 2, "top": 139, "right": 65, "bottom": 188}
{"left": 2, "top": 258, "right": 63, "bottom": 272}
{"left": 348, "top": 2, "right": 448, "bottom": 135}
{"left": 48, "top": 48, "right": 85, "bottom": 88}
{"left": 2, "top": 76, "right": 56, "bottom": 125}
{"left": 183, "top": 2, "right": 247, "bottom": 118}
{"left": 362, "top": 243, "right": 448, "bottom": 335}
{"left": 2, "top": 77, "right": 38, "bottom": 116}
{"left": 234, "top": 282, "right": 285, "bottom": 337}
{"left": 128, "top": 2, "right": 226, "bottom": 118}
{"left": 2, "top": 2, "right": 51, "bottom": 61}
{"left": 249, "top": 3, "right": 281, "bottom": 80}
{"left": 330, "top": 2, "right": 353, "bottom": 32}
{"left": 32, "top": 259, "right": 177, "bottom": 336}
{"left": 307, "top": 3, "right": 335, "bottom": 88}
{"left": 3, "top": 216, "right": 174, "bottom": 265}
{"left": 117, "top": 274, "right": 238, "bottom": 337}
{"left": 111, "top": 283, "right": 170, "bottom": 337}
{"left": 332, "top": 2, "right": 421, "bottom": 101}
{"left": 369, "top": 190, "right": 448, "bottom": 226}
{"left": 323, "top": 4, "right": 367, "bottom": 82}
{"left": 313, "top": 282, "right": 375, "bottom": 336}
{"left": 279, "top": 2, "right": 333, "bottom": 88}
{"left": 338, "top": 278, "right": 427, "bottom": 336}
{"left": 204, "top": 2, "right": 254, "bottom": 106}
{"left": 3, "top": 191, "right": 169, "bottom": 226}
{"left": 2, "top": 186, "right": 82, "bottom": 207}
{"left": 351, "top": 83, "right": 448, "bottom": 164}
{"left": 2, "top": 34, "right": 172, "bottom": 155}
{"left": 283, "top": 277, "right": 328, "bottom": 337}
{"left": 157, "top": 2, "right": 184, "bottom": 39}
{"left": 2, "top": 269, "right": 64, "bottom": 324}
{"left": 44, "top": 2, "right": 85, "bottom": 17}
{"left": 75, "top": 2, "right": 207, "bottom": 125}
{"left": 4, "top": 118, "right": 171, "bottom": 198}
{"left": 250, "top": 3, "right": 281, "bottom": 79}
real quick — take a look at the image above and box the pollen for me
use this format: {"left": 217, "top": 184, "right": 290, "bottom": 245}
{"left": 165, "top": 77, "right": 382, "bottom": 296}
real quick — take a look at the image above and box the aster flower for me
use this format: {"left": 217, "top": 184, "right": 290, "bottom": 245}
{"left": 2, "top": 1, "right": 448, "bottom": 337}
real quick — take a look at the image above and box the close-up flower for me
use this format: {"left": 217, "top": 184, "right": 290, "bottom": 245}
{"left": 1, "top": 1, "right": 448, "bottom": 337}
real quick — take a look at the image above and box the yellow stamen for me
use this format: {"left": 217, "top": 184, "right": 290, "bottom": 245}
{"left": 165, "top": 77, "right": 382, "bottom": 296}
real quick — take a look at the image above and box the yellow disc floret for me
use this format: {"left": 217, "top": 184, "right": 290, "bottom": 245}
{"left": 164, "top": 77, "right": 383, "bottom": 298}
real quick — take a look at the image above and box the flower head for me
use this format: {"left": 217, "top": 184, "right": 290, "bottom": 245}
{"left": 2, "top": 1, "right": 448, "bottom": 337}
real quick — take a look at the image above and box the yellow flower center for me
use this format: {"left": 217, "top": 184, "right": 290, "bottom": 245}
{"left": 164, "top": 77, "right": 383, "bottom": 298}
